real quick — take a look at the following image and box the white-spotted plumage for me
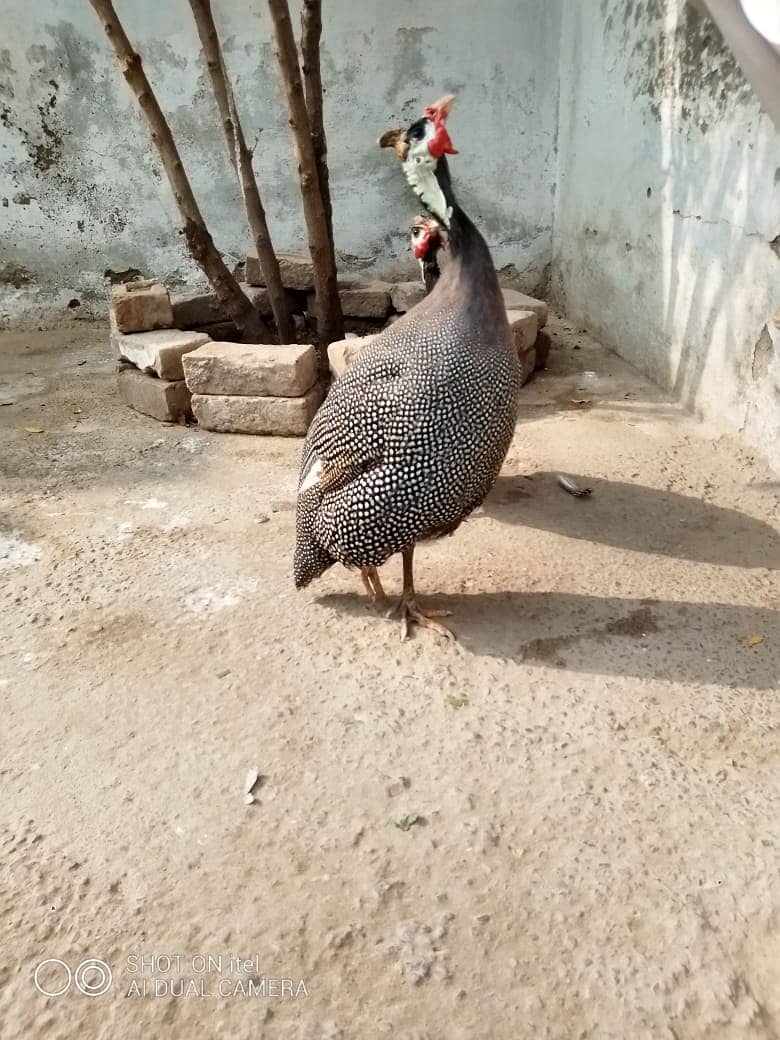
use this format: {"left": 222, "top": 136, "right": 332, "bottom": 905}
{"left": 294, "top": 288, "right": 519, "bottom": 588}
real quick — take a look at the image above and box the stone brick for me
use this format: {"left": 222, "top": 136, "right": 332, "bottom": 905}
{"left": 339, "top": 283, "right": 392, "bottom": 318}
{"left": 171, "top": 289, "right": 225, "bottom": 328}
{"left": 506, "top": 309, "right": 538, "bottom": 353}
{"left": 327, "top": 335, "right": 376, "bottom": 378}
{"left": 192, "top": 384, "right": 323, "bottom": 436}
{"left": 182, "top": 342, "right": 317, "bottom": 397}
{"left": 117, "top": 365, "right": 192, "bottom": 423}
{"left": 245, "top": 252, "right": 315, "bottom": 290}
{"left": 519, "top": 347, "right": 537, "bottom": 387}
{"left": 391, "top": 281, "right": 427, "bottom": 312}
{"left": 502, "top": 289, "right": 548, "bottom": 328}
{"left": 111, "top": 325, "right": 210, "bottom": 381}
{"left": 305, "top": 284, "right": 392, "bottom": 320}
{"left": 534, "top": 330, "right": 551, "bottom": 371}
{"left": 241, "top": 283, "right": 273, "bottom": 317}
{"left": 111, "top": 280, "right": 173, "bottom": 333}
{"left": 192, "top": 321, "right": 240, "bottom": 342}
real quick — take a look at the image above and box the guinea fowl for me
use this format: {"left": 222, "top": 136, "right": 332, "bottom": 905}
{"left": 295, "top": 94, "right": 520, "bottom": 639}
{"left": 410, "top": 214, "right": 445, "bottom": 292}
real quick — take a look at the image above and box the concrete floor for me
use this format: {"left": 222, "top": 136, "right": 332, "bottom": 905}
{"left": 0, "top": 317, "right": 778, "bottom": 1039}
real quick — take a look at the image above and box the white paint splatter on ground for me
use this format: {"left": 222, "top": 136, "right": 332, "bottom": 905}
{"left": 116, "top": 521, "right": 136, "bottom": 542}
{"left": 123, "top": 498, "right": 169, "bottom": 511}
{"left": 179, "top": 438, "right": 205, "bottom": 455}
{"left": 0, "top": 534, "right": 41, "bottom": 569}
{"left": 183, "top": 587, "right": 242, "bottom": 614}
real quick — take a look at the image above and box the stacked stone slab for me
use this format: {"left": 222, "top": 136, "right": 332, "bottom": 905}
{"left": 326, "top": 291, "right": 550, "bottom": 387}
{"left": 170, "top": 283, "right": 301, "bottom": 341}
{"left": 182, "top": 342, "right": 322, "bottom": 436}
{"left": 110, "top": 280, "right": 207, "bottom": 423}
{"left": 109, "top": 263, "right": 550, "bottom": 430}
{"left": 241, "top": 252, "right": 552, "bottom": 375}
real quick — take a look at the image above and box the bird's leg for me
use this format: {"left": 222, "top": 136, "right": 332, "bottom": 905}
{"left": 360, "top": 566, "right": 386, "bottom": 602}
{"left": 390, "top": 545, "right": 454, "bottom": 641}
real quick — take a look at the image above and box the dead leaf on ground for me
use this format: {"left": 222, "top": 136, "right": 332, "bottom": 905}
{"left": 745, "top": 635, "right": 764, "bottom": 647}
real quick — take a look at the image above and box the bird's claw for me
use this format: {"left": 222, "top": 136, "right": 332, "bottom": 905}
{"left": 388, "top": 597, "right": 455, "bottom": 641}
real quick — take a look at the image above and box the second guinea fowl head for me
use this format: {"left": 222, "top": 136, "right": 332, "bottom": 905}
{"left": 379, "top": 94, "right": 458, "bottom": 228}
{"left": 410, "top": 214, "right": 444, "bottom": 292}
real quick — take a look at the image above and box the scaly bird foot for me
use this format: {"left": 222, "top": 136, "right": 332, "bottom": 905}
{"left": 388, "top": 596, "right": 455, "bottom": 642}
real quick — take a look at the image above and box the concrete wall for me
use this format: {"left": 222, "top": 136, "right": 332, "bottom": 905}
{"left": 0, "top": 0, "right": 562, "bottom": 324}
{"left": 552, "top": 0, "right": 780, "bottom": 470}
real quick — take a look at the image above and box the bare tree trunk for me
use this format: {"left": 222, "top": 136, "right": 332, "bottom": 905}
{"left": 300, "top": 0, "right": 333, "bottom": 249}
{"left": 89, "top": 0, "right": 270, "bottom": 342}
{"left": 189, "top": 0, "right": 294, "bottom": 343}
{"left": 267, "top": 0, "right": 343, "bottom": 365}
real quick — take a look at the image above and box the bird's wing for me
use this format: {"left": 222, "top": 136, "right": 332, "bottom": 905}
{"left": 298, "top": 349, "right": 408, "bottom": 496}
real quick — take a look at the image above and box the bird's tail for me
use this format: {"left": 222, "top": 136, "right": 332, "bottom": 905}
{"left": 294, "top": 539, "right": 335, "bottom": 589}
{"left": 294, "top": 484, "right": 335, "bottom": 588}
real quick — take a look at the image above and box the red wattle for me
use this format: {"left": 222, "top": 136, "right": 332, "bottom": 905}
{"left": 424, "top": 105, "right": 458, "bottom": 159}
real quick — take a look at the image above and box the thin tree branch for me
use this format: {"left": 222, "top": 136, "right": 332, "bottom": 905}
{"left": 300, "top": 0, "right": 333, "bottom": 249}
{"left": 89, "top": 0, "right": 270, "bottom": 342}
{"left": 268, "top": 0, "right": 343, "bottom": 366}
{"left": 189, "top": 0, "right": 294, "bottom": 342}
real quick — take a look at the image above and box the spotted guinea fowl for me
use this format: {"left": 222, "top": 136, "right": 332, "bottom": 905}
{"left": 295, "top": 94, "right": 520, "bottom": 639}
{"left": 410, "top": 214, "right": 445, "bottom": 292}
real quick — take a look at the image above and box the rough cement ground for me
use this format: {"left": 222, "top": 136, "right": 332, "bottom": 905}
{"left": 0, "top": 317, "right": 778, "bottom": 1040}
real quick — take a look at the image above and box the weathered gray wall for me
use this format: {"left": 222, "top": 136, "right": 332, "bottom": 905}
{"left": 0, "top": 0, "right": 562, "bottom": 323}
{"left": 552, "top": 0, "right": 780, "bottom": 470}
{"left": 3, "top": 1, "right": 778, "bottom": 466}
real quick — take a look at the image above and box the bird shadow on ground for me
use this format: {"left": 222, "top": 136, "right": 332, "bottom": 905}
{"left": 481, "top": 471, "right": 780, "bottom": 568}
{"left": 318, "top": 590, "right": 778, "bottom": 690}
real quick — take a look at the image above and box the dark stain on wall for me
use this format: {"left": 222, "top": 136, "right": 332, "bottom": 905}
{"left": 751, "top": 326, "right": 774, "bottom": 381}
{"left": 384, "top": 27, "right": 435, "bottom": 106}
{"left": 606, "top": 0, "right": 753, "bottom": 125}
{"left": 103, "top": 267, "right": 144, "bottom": 285}
{"left": 2, "top": 78, "right": 68, "bottom": 172}
{"left": 0, "top": 263, "right": 34, "bottom": 288}
{"left": 1, "top": 21, "right": 138, "bottom": 246}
